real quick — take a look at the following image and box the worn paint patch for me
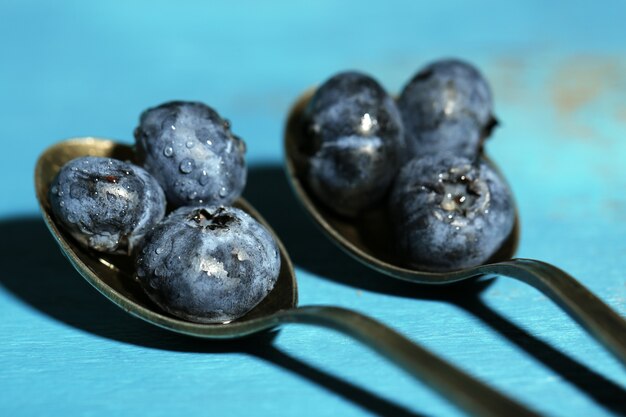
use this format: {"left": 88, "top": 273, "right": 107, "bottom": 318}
{"left": 549, "top": 56, "right": 625, "bottom": 141}
{"left": 551, "top": 56, "right": 621, "bottom": 114}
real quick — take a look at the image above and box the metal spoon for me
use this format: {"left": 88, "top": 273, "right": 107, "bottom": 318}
{"left": 35, "top": 137, "right": 539, "bottom": 417}
{"left": 284, "top": 91, "right": 626, "bottom": 366}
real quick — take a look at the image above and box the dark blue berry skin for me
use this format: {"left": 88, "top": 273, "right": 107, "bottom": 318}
{"left": 48, "top": 156, "right": 166, "bottom": 254}
{"left": 300, "top": 71, "right": 405, "bottom": 216}
{"left": 390, "top": 156, "right": 514, "bottom": 272}
{"left": 397, "top": 59, "right": 494, "bottom": 159}
{"left": 134, "top": 101, "right": 247, "bottom": 207}
{"left": 136, "top": 206, "right": 281, "bottom": 323}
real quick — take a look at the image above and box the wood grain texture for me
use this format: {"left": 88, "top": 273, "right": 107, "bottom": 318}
{"left": 1, "top": 1, "right": 625, "bottom": 416}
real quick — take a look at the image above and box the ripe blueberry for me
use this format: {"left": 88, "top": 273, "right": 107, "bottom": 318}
{"left": 397, "top": 59, "right": 495, "bottom": 159}
{"left": 136, "top": 205, "right": 281, "bottom": 323}
{"left": 134, "top": 101, "right": 247, "bottom": 207}
{"left": 389, "top": 155, "right": 514, "bottom": 271}
{"left": 299, "top": 71, "right": 405, "bottom": 216}
{"left": 48, "top": 156, "right": 166, "bottom": 254}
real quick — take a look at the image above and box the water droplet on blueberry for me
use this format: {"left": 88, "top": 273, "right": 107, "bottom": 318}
{"left": 199, "top": 170, "right": 210, "bottom": 185}
{"left": 163, "top": 146, "right": 174, "bottom": 157}
{"left": 179, "top": 159, "right": 195, "bottom": 174}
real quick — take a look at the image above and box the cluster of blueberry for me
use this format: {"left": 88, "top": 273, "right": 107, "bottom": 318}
{"left": 299, "top": 60, "right": 515, "bottom": 271}
{"left": 49, "top": 102, "right": 281, "bottom": 323}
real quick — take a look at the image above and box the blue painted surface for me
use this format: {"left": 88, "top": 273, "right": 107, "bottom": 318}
{"left": 1, "top": 1, "right": 625, "bottom": 416}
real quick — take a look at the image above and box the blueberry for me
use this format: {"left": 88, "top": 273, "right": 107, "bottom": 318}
{"left": 389, "top": 155, "right": 514, "bottom": 271}
{"left": 134, "top": 101, "right": 247, "bottom": 207}
{"left": 397, "top": 59, "right": 495, "bottom": 159}
{"left": 299, "top": 71, "right": 405, "bottom": 216}
{"left": 48, "top": 156, "right": 166, "bottom": 254}
{"left": 136, "top": 206, "right": 281, "bottom": 323}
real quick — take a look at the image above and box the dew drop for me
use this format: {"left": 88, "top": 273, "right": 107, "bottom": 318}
{"left": 206, "top": 140, "right": 213, "bottom": 146}
{"left": 67, "top": 213, "right": 77, "bottom": 223}
{"left": 199, "top": 170, "right": 210, "bottom": 185}
{"left": 51, "top": 186, "right": 58, "bottom": 194}
{"left": 180, "top": 159, "right": 194, "bottom": 174}
{"left": 219, "top": 187, "right": 227, "bottom": 197}
{"left": 155, "top": 247, "right": 164, "bottom": 254}
{"left": 185, "top": 140, "right": 195, "bottom": 149}
{"left": 163, "top": 146, "right": 174, "bottom": 157}
{"left": 59, "top": 201, "right": 65, "bottom": 207}
{"left": 189, "top": 191, "right": 198, "bottom": 200}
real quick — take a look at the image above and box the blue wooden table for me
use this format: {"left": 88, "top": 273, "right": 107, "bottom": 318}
{"left": 1, "top": 1, "right": 625, "bottom": 416}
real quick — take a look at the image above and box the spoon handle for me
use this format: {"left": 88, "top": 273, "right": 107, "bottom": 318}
{"left": 481, "top": 259, "right": 626, "bottom": 365}
{"left": 272, "top": 305, "right": 539, "bottom": 417}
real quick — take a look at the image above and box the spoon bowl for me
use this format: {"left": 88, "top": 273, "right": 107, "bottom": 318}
{"left": 35, "top": 137, "right": 539, "bottom": 417}
{"left": 35, "top": 138, "right": 297, "bottom": 338}
{"left": 284, "top": 90, "right": 626, "bottom": 364}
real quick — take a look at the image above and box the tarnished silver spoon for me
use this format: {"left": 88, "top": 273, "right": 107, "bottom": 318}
{"left": 284, "top": 91, "right": 626, "bottom": 366}
{"left": 35, "top": 137, "right": 539, "bottom": 417}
